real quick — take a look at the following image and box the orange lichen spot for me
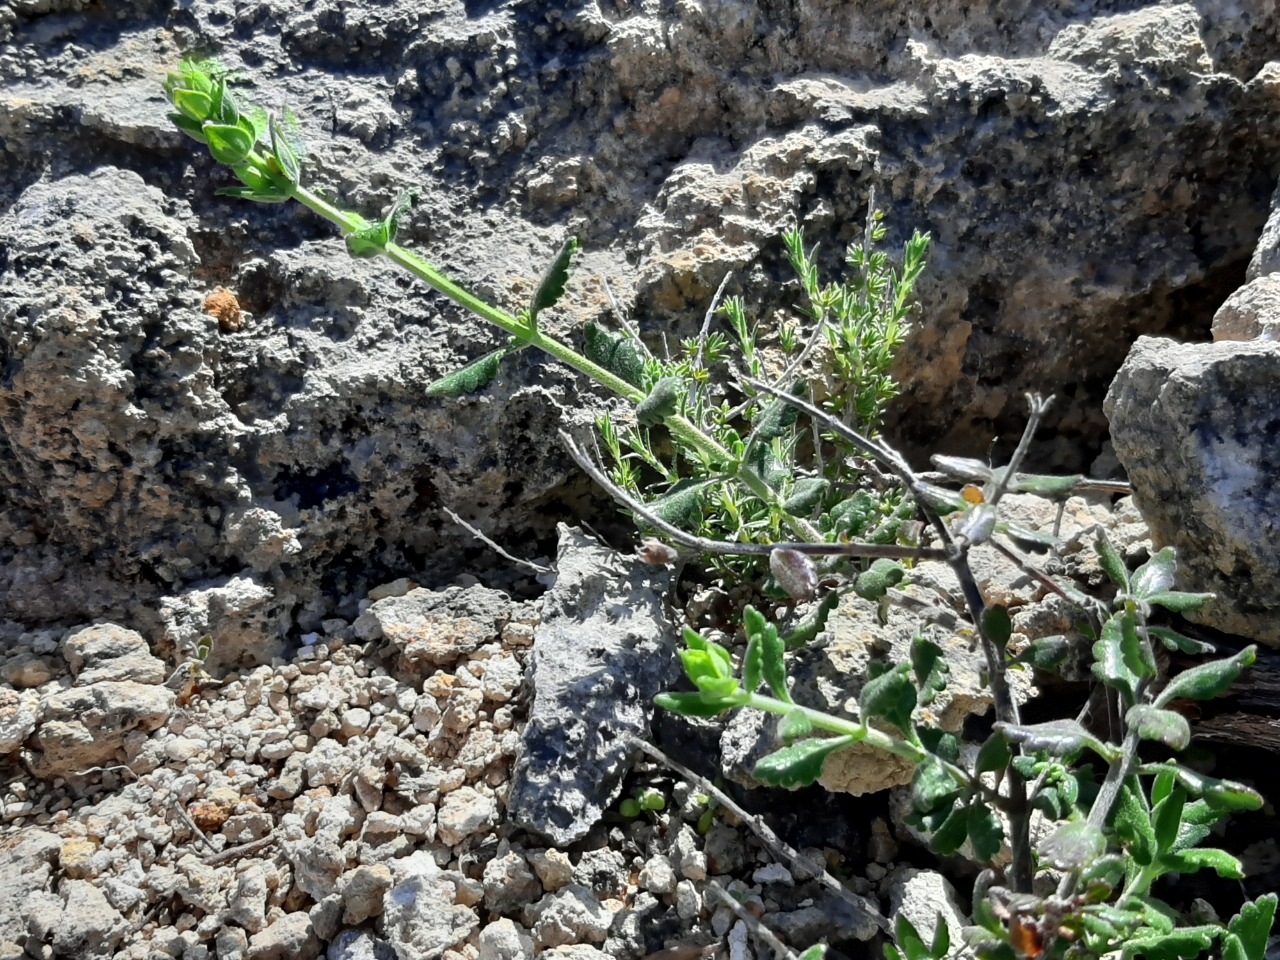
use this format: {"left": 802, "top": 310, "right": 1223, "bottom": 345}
{"left": 203, "top": 287, "right": 245, "bottom": 332}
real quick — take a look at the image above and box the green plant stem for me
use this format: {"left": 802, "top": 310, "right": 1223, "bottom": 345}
{"left": 284, "top": 176, "right": 742, "bottom": 469}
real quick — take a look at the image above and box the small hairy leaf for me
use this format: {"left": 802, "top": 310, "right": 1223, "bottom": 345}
{"left": 929, "top": 804, "right": 968, "bottom": 856}
{"left": 1131, "top": 546, "right": 1178, "bottom": 599}
{"left": 967, "top": 803, "right": 1003, "bottom": 863}
{"left": 1155, "top": 646, "right": 1257, "bottom": 707}
{"left": 424, "top": 344, "right": 518, "bottom": 397}
{"left": 1127, "top": 704, "right": 1192, "bottom": 751}
{"left": 745, "top": 605, "right": 790, "bottom": 704}
{"left": 748, "top": 395, "right": 799, "bottom": 445}
{"left": 796, "top": 946, "right": 827, "bottom": 960}
{"left": 1080, "top": 854, "right": 1128, "bottom": 890}
{"left": 1115, "top": 780, "right": 1157, "bottom": 866}
{"left": 529, "top": 235, "right": 580, "bottom": 323}
{"left": 1094, "top": 612, "right": 1139, "bottom": 705}
{"left": 780, "top": 591, "right": 838, "bottom": 650}
{"left": 583, "top": 323, "right": 645, "bottom": 388}
{"left": 975, "top": 731, "right": 1011, "bottom": 775}
{"left": 994, "top": 719, "right": 1116, "bottom": 761}
{"left": 1011, "top": 472, "right": 1081, "bottom": 498}
{"left": 650, "top": 479, "right": 711, "bottom": 529}
{"left": 635, "top": 376, "right": 683, "bottom": 426}
{"left": 1157, "top": 765, "right": 1264, "bottom": 813}
{"left": 1095, "top": 527, "right": 1130, "bottom": 590}
{"left": 783, "top": 476, "right": 828, "bottom": 516}
{"left": 1122, "top": 927, "right": 1220, "bottom": 960}
{"left": 1227, "top": 894, "right": 1278, "bottom": 960}
{"left": 911, "top": 758, "right": 960, "bottom": 814}
{"left": 1011, "top": 635, "right": 1072, "bottom": 671}
{"left": 894, "top": 914, "right": 930, "bottom": 960}
{"left": 1160, "top": 847, "right": 1245, "bottom": 879}
{"left": 1145, "top": 590, "right": 1214, "bottom": 614}
{"left": 854, "top": 558, "right": 905, "bottom": 601}
{"left": 268, "top": 112, "right": 302, "bottom": 186}
{"left": 1038, "top": 821, "right": 1106, "bottom": 870}
{"left": 1146, "top": 625, "right": 1214, "bottom": 655}
{"left": 910, "top": 636, "right": 949, "bottom": 705}
{"left": 858, "top": 663, "right": 916, "bottom": 734}
{"left": 753, "top": 735, "right": 857, "bottom": 789}
{"left": 778, "top": 708, "right": 812, "bottom": 742}
{"left": 1152, "top": 785, "right": 1186, "bottom": 855}
{"left": 982, "top": 604, "right": 1012, "bottom": 651}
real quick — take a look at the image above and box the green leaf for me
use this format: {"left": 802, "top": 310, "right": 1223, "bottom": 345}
{"left": 975, "top": 731, "right": 1011, "bottom": 775}
{"left": 1131, "top": 546, "right": 1177, "bottom": 600}
{"left": 1037, "top": 821, "right": 1106, "bottom": 870}
{"left": 753, "top": 735, "right": 857, "bottom": 789}
{"left": 917, "top": 728, "right": 960, "bottom": 762}
{"left": 529, "top": 235, "right": 579, "bottom": 324}
{"left": 649, "top": 479, "right": 712, "bottom": 529}
{"left": 854, "top": 558, "right": 905, "bottom": 601}
{"left": 1155, "top": 646, "right": 1257, "bottom": 707}
{"left": 1156, "top": 765, "right": 1264, "bottom": 813}
{"left": 1095, "top": 527, "right": 1130, "bottom": 590}
{"left": 796, "top": 947, "right": 827, "bottom": 960}
{"left": 780, "top": 590, "right": 838, "bottom": 650}
{"left": 172, "top": 87, "right": 213, "bottom": 123}
{"left": 1152, "top": 785, "right": 1186, "bottom": 855}
{"left": 1145, "top": 590, "right": 1214, "bottom": 614}
{"left": 982, "top": 605, "right": 1012, "bottom": 652}
{"left": 894, "top": 914, "right": 930, "bottom": 960}
{"left": 778, "top": 708, "right": 812, "bottom": 742}
{"left": 1080, "top": 854, "right": 1128, "bottom": 890}
{"left": 1009, "top": 472, "right": 1081, "bottom": 498}
{"left": 203, "top": 121, "right": 255, "bottom": 166}
{"left": 928, "top": 803, "right": 969, "bottom": 856}
{"left": 1127, "top": 705, "right": 1191, "bottom": 751}
{"left": 1226, "top": 894, "right": 1277, "bottom": 960}
{"left": 636, "top": 376, "right": 684, "bottom": 426}
{"left": 783, "top": 477, "right": 828, "bottom": 516}
{"left": 1010, "top": 634, "right": 1072, "bottom": 671}
{"left": 967, "top": 803, "right": 1003, "bottom": 862}
{"left": 745, "top": 605, "right": 790, "bottom": 704}
{"left": 583, "top": 323, "right": 646, "bottom": 388}
{"left": 655, "top": 691, "right": 738, "bottom": 718}
{"left": 1121, "top": 609, "right": 1158, "bottom": 682}
{"left": 859, "top": 663, "right": 917, "bottom": 734}
{"left": 693, "top": 674, "right": 741, "bottom": 700}
{"left": 424, "top": 343, "right": 520, "bottom": 397}
{"left": 1146, "top": 626, "right": 1214, "bottom": 655}
{"left": 930, "top": 912, "right": 950, "bottom": 959}
{"left": 1122, "top": 927, "right": 1219, "bottom": 960}
{"left": 994, "top": 719, "right": 1117, "bottom": 762}
{"left": 910, "top": 636, "right": 949, "bottom": 705}
{"left": 748, "top": 395, "right": 799, "bottom": 445}
{"left": 345, "top": 188, "right": 419, "bottom": 257}
{"left": 1114, "top": 780, "right": 1157, "bottom": 866}
{"left": 268, "top": 112, "right": 302, "bottom": 186}
{"left": 1094, "top": 612, "right": 1139, "bottom": 705}
{"left": 911, "top": 758, "right": 961, "bottom": 814}
{"left": 1160, "top": 848, "right": 1244, "bottom": 879}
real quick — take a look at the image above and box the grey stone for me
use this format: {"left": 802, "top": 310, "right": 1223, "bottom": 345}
{"left": 356, "top": 585, "right": 510, "bottom": 666}
{"left": 0, "top": 689, "right": 38, "bottom": 755}
{"left": 63, "top": 623, "right": 166, "bottom": 685}
{"left": 526, "top": 884, "right": 613, "bottom": 949}
{"left": 27, "top": 680, "right": 173, "bottom": 778}
{"left": 887, "top": 868, "right": 972, "bottom": 959}
{"left": 327, "top": 930, "right": 398, "bottom": 960}
{"left": 338, "top": 863, "right": 392, "bottom": 925}
{"left": 1106, "top": 336, "right": 1280, "bottom": 644}
{"left": 42, "top": 880, "right": 127, "bottom": 960}
{"left": 507, "top": 525, "right": 677, "bottom": 845}
{"left": 1212, "top": 272, "right": 1280, "bottom": 341}
{"left": 0, "top": 830, "right": 59, "bottom": 944}
{"left": 247, "top": 912, "right": 322, "bottom": 960}
{"left": 481, "top": 853, "right": 542, "bottom": 914}
{"left": 0, "top": 653, "right": 56, "bottom": 689}
{"left": 1248, "top": 176, "right": 1280, "bottom": 280}
{"left": 159, "top": 575, "right": 285, "bottom": 675}
{"left": 476, "top": 919, "right": 535, "bottom": 960}
{"left": 382, "top": 851, "right": 478, "bottom": 960}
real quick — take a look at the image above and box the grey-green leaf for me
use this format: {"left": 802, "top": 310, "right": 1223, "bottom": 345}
{"left": 753, "top": 735, "right": 856, "bottom": 789}
{"left": 424, "top": 343, "right": 519, "bottom": 397}
{"left": 1155, "top": 646, "right": 1257, "bottom": 707}
{"left": 859, "top": 663, "right": 916, "bottom": 735}
{"left": 1131, "top": 546, "right": 1177, "bottom": 599}
{"left": 854, "top": 558, "right": 905, "bottom": 601}
{"left": 994, "top": 718, "right": 1117, "bottom": 761}
{"left": 635, "top": 376, "right": 683, "bottom": 426}
{"left": 529, "top": 235, "right": 579, "bottom": 323}
{"left": 1095, "top": 527, "right": 1130, "bottom": 591}
{"left": 583, "top": 323, "right": 646, "bottom": 388}
{"left": 1127, "top": 704, "right": 1191, "bottom": 751}
{"left": 1227, "top": 894, "right": 1277, "bottom": 960}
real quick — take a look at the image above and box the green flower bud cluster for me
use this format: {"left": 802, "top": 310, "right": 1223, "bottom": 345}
{"left": 162, "top": 59, "right": 304, "bottom": 203}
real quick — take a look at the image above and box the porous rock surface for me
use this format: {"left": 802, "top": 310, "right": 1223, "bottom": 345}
{"left": 2, "top": 0, "right": 1278, "bottom": 632}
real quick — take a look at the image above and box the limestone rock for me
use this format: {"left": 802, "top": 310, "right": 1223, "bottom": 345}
{"left": 887, "top": 868, "right": 971, "bottom": 960}
{"left": 63, "top": 623, "right": 165, "bottom": 686}
{"left": 247, "top": 912, "right": 322, "bottom": 960}
{"left": 0, "top": 830, "right": 60, "bottom": 945}
{"left": 0, "top": 688, "right": 38, "bottom": 755}
{"left": 381, "top": 851, "right": 478, "bottom": 960}
{"left": 506, "top": 525, "right": 678, "bottom": 845}
{"left": 1212, "top": 272, "right": 1280, "bottom": 341}
{"left": 28, "top": 680, "right": 173, "bottom": 778}
{"left": 159, "top": 575, "right": 285, "bottom": 674}
{"left": 1106, "top": 336, "right": 1280, "bottom": 644}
